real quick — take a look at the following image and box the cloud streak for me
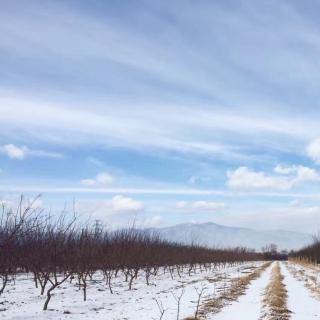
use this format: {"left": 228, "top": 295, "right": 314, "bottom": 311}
{"left": 0, "top": 144, "right": 63, "bottom": 160}
{"left": 2, "top": 0, "right": 320, "bottom": 162}
{"left": 176, "top": 200, "right": 226, "bottom": 212}
{"left": 2, "top": 1, "right": 320, "bottom": 232}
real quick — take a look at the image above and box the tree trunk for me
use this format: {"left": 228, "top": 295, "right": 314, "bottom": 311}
{"left": 128, "top": 275, "right": 134, "bottom": 290}
{"left": 33, "top": 273, "right": 38, "bottom": 288}
{"left": 43, "top": 285, "right": 57, "bottom": 310}
{"left": 107, "top": 273, "right": 113, "bottom": 294}
{"left": 43, "top": 274, "right": 71, "bottom": 310}
{"left": 82, "top": 277, "right": 87, "bottom": 301}
{"left": 40, "top": 278, "right": 48, "bottom": 295}
{"left": 0, "top": 275, "right": 8, "bottom": 295}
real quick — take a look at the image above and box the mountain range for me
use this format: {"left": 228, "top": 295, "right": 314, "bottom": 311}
{"left": 148, "top": 222, "right": 312, "bottom": 251}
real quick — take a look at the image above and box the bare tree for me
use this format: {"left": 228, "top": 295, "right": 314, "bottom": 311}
{"left": 0, "top": 195, "right": 42, "bottom": 295}
{"left": 171, "top": 288, "right": 185, "bottom": 320}
{"left": 152, "top": 297, "right": 167, "bottom": 320}
{"left": 194, "top": 286, "right": 206, "bottom": 319}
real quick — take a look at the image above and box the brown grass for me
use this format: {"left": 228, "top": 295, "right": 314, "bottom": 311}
{"left": 288, "top": 257, "right": 320, "bottom": 272}
{"left": 260, "top": 263, "right": 290, "bottom": 320}
{"left": 286, "top": 261, "right": 320, "bottom": 300}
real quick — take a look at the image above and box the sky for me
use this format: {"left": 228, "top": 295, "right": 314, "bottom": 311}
{"left": 1, "top": 0, "right": 320, "bottom": 233}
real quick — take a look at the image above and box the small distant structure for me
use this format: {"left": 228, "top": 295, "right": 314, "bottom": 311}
{"left": 93, "top": 219, "right": 103, "bottom": 236}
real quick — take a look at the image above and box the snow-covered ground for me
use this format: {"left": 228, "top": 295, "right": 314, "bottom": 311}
{"left": 208, "top": 261, "right": 320, "bottom": 320}
{"left": 1, "top": 261, "right": 320, "bottom": 319}
{"left": 0, "top": 262, "right": 261, "bottom": 320}
{"left": 282, "top": 262, "right": 320, "bottom": 319}
{"left": 207, "top": 262, "right": 272, "bottom": 320}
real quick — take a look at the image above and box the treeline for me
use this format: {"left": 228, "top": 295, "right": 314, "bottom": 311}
{"left": 289, "top": 236, "right": 320, "bottom": 264}
{"left": 0, "top": 197, "right": 264, "bottom": 310}
{"left": 261, "top": 244, "right": 288, "bottom": 261}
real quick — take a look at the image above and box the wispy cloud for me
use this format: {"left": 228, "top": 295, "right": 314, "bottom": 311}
{"left": 0, "top": 92, "right": 318, "bottom": 163}
{"left": 0, "top": 143, "right": 63, "bottom": 160}
{"left": 81, "top": 172, "right": 114, "bottom": 187}
{"left": 2, "top": 0, "right": 320, "bottom": 232}
{"left": 1, "top": 184, "right": 320, "bottom": 201}
{"left": 1, "top": 1, "right": 320, "bottom": 162}
{"left": 176, "top": 200, "right": 226, "bottom": 212}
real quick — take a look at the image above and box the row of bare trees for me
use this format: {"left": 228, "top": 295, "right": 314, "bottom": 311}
{"left": 0, "top": 197, "right": 264, "bottom": 311}
{"left": 289, "top": 235, "right": 320, "bottom": 264}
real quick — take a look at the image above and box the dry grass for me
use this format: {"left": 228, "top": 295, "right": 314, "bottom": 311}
{"left": 184, "top": 262, "right": 272, "bottom": 320}
{"left": 286, "top": 261, "right": 320, "bottom": 300}
{"left": 260, "top": 263, "right": 290, "bottom": 320}
{"left": 289, "top": 258, "right": 320, "bottom": 272}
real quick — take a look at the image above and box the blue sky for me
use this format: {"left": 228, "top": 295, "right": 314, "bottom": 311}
{"left": 1, "top": 0, "right": 320, "bottom": 232}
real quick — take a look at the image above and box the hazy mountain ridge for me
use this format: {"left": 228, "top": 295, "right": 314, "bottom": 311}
{"left": 148, "top": 222, "right": 312, "bottom": 251}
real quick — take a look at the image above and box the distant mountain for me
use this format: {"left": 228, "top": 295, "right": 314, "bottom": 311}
{"left": 148, "top": 222, "right": 312, "bottom": 251}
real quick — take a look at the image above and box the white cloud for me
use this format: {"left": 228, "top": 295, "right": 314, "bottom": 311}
{"left": 307, "top": 138, "right": 320, "bottom": 164}
{"left": 176, "top": 201, "right": 188, "bottom": 209}
{"left": 75, "top": 195, "right": 144, "bottom": 221}
{"left": 275, "top": 164, "right": 319, "bottom": 182}
{"left": 176, "top": 200, "right": 226, "bottom": 212}
{"left": 227, "top": 166, "right": 293, "bottom": 190}
{"left": 111, "top": 195, "right": 144, "bottom": 213}
{"left": 1, "top": 144, "right": 27, "bottom": 159}
{"left": 81, "top": 172, "right": 114, "bottom": 187}
{"left": 228, "top": 165, "right": 320, "bottom": 191}
{"left": 0, "top": 144, "right": 63, "bottom": 160}
{"left": 295, "top": 166, "right": 319, "bottom": 182}
{"left": 274, "top": 164, "right": 297, "bottom": 175}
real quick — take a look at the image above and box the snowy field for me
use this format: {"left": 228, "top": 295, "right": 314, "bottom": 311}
{"left": 1, "top": 261, "right": 320, "bottom": 319}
